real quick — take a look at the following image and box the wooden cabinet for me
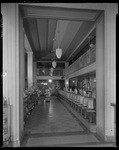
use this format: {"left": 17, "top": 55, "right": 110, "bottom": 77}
{"left": 3, "top": 105, "right": 11, "bottom": 147}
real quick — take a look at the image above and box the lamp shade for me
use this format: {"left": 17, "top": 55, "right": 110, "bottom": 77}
{"left": 52, "top": 61, "right": 56, "bottom": 68}
{"left": 56, "top": 48, "right": 62, "bottom": 59}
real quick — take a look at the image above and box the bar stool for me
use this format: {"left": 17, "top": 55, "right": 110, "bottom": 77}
{"left": 74, "top": 95, "right": 78, "bottom": 111}
{"left": 81, "top": 97, "right": 88, "bottom": 117}
{"left": 85, "top": 99, "right": 96, "bottom": 123}
{"left": 77, "top": 96, "right": 84, "bottom": 113}
{"left": 74, "top": 95, "right": 80, "bottom": 112}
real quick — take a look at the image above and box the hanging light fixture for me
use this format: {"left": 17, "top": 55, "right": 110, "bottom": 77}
{"left": 55, "top": 20, "right": 62, "bottom": 59}
{"left": 52, "top": 49, "right": 57, "bottom": 68}
{"left": 52, "top": 61, "right": 56, "bottom": 68}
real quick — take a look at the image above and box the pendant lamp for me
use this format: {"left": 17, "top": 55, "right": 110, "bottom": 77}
{"left": 56, "top": 47, "right": 62, "bottom": 59}
{"left": 52, "top": 61, "right": 56, "bottom": 68}
{"left": 55, "top": 20, "right": 62, "bottom": 59}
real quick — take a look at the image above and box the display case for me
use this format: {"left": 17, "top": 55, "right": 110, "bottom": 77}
{"left": 3, "top": 105, "right": 11, "bottom": 147}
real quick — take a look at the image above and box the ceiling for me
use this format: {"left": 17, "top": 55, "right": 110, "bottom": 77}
{"left": 21, "top": 5, "right": 101, "bottom": 67}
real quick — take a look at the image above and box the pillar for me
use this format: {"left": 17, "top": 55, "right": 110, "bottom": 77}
{"left": 2, "top": 3, "right": 20, "bottom": 146}
{"left": 27, "top": 51, "right": 33, "bottom": 88}
{"left": 104, "top": 4, "right": 117, "bottom": 141}
{"left": 96, "top": 3, "right": 117, "bottom": 142}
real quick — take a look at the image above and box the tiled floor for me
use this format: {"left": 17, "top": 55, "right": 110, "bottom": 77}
{"left": 21, "top": 96, "right": 115, "bottom": 147}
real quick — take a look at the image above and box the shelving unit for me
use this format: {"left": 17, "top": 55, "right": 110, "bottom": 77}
{"left": 24, "top": 90, "right": 39, "bottom": 126}
{"left": 3, "top": 105, "right": 11, "bottom": 147}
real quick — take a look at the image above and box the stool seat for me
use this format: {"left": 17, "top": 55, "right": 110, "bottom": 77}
{"left": 86, "top": 109, "right": 96, "bottom": 112}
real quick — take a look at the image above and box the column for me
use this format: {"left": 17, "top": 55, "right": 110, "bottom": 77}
{"left": 2, "top": 3, "right": 20, "bottom": 146}
{"left": 104, "top": 4, "right": 117, "bottom": 141}
{"left": 96, "top": 3, "right": 117, "bottom": 142}
{"left": 27, "top": 51, "right": 33, "bottom": 88}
